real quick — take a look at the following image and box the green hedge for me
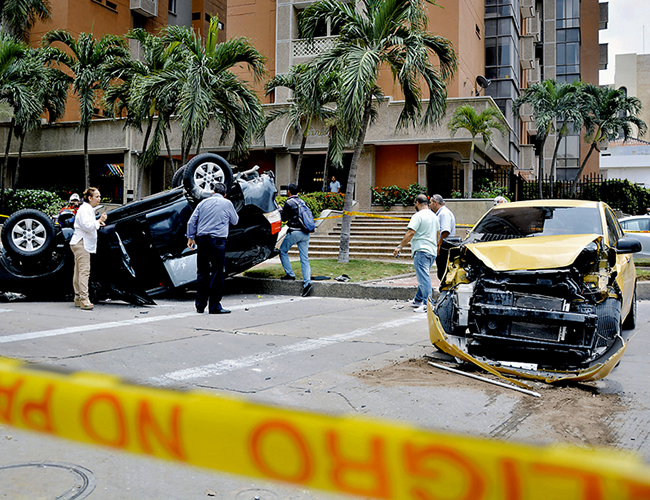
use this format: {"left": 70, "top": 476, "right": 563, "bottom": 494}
{"left": 371, "top": 184, "right": 427, "bottom": 210}
{"left": 576, "top": 179, "right": 650, "bottom": 215}
{"left": 276, "top": 192, "right": 345, "bottom": 217}
{"left": 3, "top": 189, "right": 66, "bottom": 217}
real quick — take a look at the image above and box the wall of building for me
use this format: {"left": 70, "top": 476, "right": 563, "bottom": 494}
{"left": 374, "top": 145, "right": 419, "bottom": 188}
{"left": 615, "top": 54, "right": 650, "bottom": 140}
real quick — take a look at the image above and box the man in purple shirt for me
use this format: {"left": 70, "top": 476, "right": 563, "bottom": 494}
{"left": 187, "top": 183, "right": 239, "bottom": 314}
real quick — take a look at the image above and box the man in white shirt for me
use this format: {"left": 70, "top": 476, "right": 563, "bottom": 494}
{"left": 393, "top": 194, "right": 439, "bottom": 312}
{"left": 429, "top": 194, "right": 456, "bottom": 281}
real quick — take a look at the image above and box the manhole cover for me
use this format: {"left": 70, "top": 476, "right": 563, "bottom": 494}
{"left": 0, "top": 461, "right": 96, "bottom": 499}
{"left": 234, "top": 488, "right": 279, "bottom": 500}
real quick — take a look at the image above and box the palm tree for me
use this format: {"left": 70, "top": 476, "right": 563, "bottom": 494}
{"left": 12, "top": 46, "right": 69, "bottom": 188}
{"left": 160, "top": 17, "right": 266, "bottom": 165}
{"left": 513, "top": 79, "right": 582, "bottom": 198}
{"left": 0, "top": 0, "right": 51, "bottom": 42}
{"left": 0, "top": 34, "right": 41, "bottom": 210}
{"left": 104, "top": 28, "right": 183, "bottom": 199}
{"left": 447, "top": 105, "right": 507, "bottom": 197}
{"left": 265, "top": 64, "right": 341, "bottom": 186}
{"left": 570, "top": 83, "right": 647, "bottom": 197}
{"left": 300, "top": 0, "right": 457, "bottom": 263}
{"left": 42, "top": 30, "right": 129, "bottom": 189}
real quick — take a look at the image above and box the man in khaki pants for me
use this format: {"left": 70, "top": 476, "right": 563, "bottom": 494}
{"left": 70, "top": 188, "right": 107, "bottom": 310}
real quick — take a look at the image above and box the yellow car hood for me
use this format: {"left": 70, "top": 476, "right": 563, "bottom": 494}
{"left": 466, "top": 234, "right": 602, "bottom": 271}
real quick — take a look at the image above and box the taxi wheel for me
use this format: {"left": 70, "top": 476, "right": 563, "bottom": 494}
{"left": 622, "top": 287, "right": 637, "bottom": 330}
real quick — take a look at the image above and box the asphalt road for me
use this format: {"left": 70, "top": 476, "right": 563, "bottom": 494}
{"left": 0, "top": 292, "right": 649, "bottom": 499}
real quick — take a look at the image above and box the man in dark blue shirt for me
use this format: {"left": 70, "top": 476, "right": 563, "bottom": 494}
{"left": 187, "top": 183, "right": 239, "bottom": 314}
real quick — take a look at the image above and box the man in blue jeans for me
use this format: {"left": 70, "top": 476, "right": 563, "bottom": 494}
{"left": 393, "top": 194, "right": 439, "bottom": 313}
{"left": 279, "top": 183, "right": 313, "bottom": 297}
{"left": 187, "top": 182, "right": 239, "bottom": 314}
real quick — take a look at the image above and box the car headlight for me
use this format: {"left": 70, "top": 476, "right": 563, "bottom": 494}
{"left": 573, "top": 242, "right": 599, "bottom": 274}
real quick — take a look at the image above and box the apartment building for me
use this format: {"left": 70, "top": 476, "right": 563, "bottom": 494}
{"left": 1, "top": 0, "right": 607, "bottom": 206}
{"left": 229, "top": 0, "right": 607, "bottom": 207}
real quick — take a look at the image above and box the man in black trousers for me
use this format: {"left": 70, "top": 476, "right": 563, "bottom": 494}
{"left": 186, "top": 183, "right": 239, "bottom": 314}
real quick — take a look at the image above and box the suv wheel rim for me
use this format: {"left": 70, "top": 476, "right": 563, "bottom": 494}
{"left": 11, "top": 218, "right": 46, "bottom": 252}
{"left": 194, "top": 162, "right": 225, "bottom": 194}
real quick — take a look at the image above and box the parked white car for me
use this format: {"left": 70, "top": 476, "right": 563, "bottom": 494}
{"left": 619, "top": 215, "right": 650, "bottom": 258}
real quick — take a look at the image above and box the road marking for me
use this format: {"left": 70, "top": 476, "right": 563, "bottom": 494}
{"left": 0, "top": 298, "right": 307, "bottom": 344}
{"left": 151, "top": 315, "right": 426, "bottom": 384}
{"left": 0, "top": 309, "right": 11, "bottom": 313}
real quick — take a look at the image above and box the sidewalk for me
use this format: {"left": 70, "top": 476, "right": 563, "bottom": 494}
{"left": 229, "top": 256, "right": 441, "bottom": 301}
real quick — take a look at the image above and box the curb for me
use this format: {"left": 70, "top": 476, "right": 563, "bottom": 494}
{"left": 228, "top": 277, "right": 650, "bottom": 302}
{"left": 228, "top": 276, "right": 441, "bottom": 301}
{"left": 638, "top": 280, "right": 650, "bottom": 301}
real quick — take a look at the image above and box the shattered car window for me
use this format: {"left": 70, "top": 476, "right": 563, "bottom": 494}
{"left": 471, "top": 206, "right": 602, "bottom": 242}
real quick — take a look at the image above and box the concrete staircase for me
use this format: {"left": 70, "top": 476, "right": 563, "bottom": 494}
{"left": 289, "top": 208, "right": 415, "bottom": 261}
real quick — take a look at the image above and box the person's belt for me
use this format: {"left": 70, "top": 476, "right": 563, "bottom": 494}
{"left": 196, "top": 235, "right": 227, "bottom": 241}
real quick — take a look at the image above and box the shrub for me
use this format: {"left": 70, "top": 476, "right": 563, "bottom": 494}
{"left": 372, "top": 184, "right": 427, "bottom": 210}
{"left": 576, "top": 179, "right": 650, "bottom": 215}
{"left": 3, "top": 189, "right": 65, "bottom": 217}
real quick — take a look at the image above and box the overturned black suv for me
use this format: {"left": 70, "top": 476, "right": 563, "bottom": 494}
{"left": 0, "top": 154, "right": 281, "bottom": 305}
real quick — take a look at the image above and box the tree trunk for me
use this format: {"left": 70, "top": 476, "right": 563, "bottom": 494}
{"left": 163, "top": 127, "right": 174, "bottom": 171}
{"left": 549, "top": 134, "right": 563, "bottom": 199}
{"left": 136, "top": 118, "right": 154, "bottom": 200}
{"left": 466, "top": 137, "right": 476, "bottom": 197}
{"left": 338, "top": 100, "right": 372, "bottom": 264}
{"left": 322, "top": 138, "right": 333, "bottom": 192}
{"left": 537, "top": 137, "right": 547, "bottom": 200}
{"left": 0, "top": 119, "right": 14, "bottom": 213}
{"left": 294, "top": 131, "right": 308, "bottom": 186}
{"left": 570, "top": 139, "right": 599, "bottom": 198}
{"left": 13, "top": 133, "right": 25, "bottom": 189}
{"left": 84, "top": 125, "right": 90, "bottom": 189}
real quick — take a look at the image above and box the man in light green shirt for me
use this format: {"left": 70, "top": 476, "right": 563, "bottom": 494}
{"left": 393, "top": 194, "right": 439, "bottom": 312}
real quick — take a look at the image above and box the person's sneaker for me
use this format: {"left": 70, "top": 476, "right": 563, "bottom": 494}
{"left": 280, "top": 274, "right": 296, "bottom": 281}
{"left": 80, "top": 300, "right": 94, "bottom": 310}
{"left": 301, "top": 283, "right": 313, "bottom": 297}
{"left": 413, "top": 304, "right": 427, "bottom": 313}
{"left": 408, "top": 299, "right": 422, "bottom": 308}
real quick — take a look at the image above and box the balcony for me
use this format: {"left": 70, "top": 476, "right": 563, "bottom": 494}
{"left": 519, "top": 144, "right": 537, "bottom": 172}
{"left": 599, "top": 2, "right": 609, "bottom": 29}
{"left": 599, "top": 43, "right": 608, "bottom": 70}
{"left": 519, "top": 103, "right": 534, "bottom": 122}
{"left": 292, "top": 36, "right": 337, "bottom": 59}
{"left": 527, "top": 60, "right": 541, "bottom": 84}
{"left": 520, "top": 35, "right": 535, "bottom": 70}
{"left": 521, "top": 0, "right": 535, "bottom": 18}
{"left": 526, "top": 14, "right": 540, "bottom": 42}
{"left": 130, "top": 0, "right": 157, "bottom": 18}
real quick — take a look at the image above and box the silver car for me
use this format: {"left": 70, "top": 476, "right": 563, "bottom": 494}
{"left": 619, "top": 215, "right": 650, "bottom": 258}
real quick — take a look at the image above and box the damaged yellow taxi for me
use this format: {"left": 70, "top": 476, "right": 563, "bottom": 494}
{"left": 431, "top": 200, "right": 641, "bottom": 383}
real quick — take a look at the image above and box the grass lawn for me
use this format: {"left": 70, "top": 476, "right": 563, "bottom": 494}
{"left": 243, "top": 258, "right": 415, "bottom": 283}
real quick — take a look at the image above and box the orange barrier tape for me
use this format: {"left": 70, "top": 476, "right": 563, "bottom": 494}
{"left": 316, "top": 211, "right": 475, "bottom": 227}
{"left": 1, "top": 358, "right": 650, "bottom": 499}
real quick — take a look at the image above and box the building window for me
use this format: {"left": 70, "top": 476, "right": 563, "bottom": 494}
{"left": 169, "top": 0, "right": 176, "bottom": 15}
{"left": 484, "top": 16, "right": 519, "bottom": 84}
{"left": 557, "top": 0, "right": 580, "bottom": 28}
{"left": 192, "top": 12, "right": 200, "bottom": 21}
{"left": 296, "top": 8, "right": 342, "bottom": 39}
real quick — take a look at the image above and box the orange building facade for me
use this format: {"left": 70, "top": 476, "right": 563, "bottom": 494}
{"left": 3, "top": 0, "right": 608, "bottom": 205}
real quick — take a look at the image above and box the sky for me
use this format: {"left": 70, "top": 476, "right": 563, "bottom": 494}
{"left": 599, "top": 0, "right": 650, "bottom": 85}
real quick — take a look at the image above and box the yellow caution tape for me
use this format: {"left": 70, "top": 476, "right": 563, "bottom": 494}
{"left": 1, "top": 357, "right": 650, "bottom": 499}
{"left": 314, "top": 211, "right": 475, "bottom": 227}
